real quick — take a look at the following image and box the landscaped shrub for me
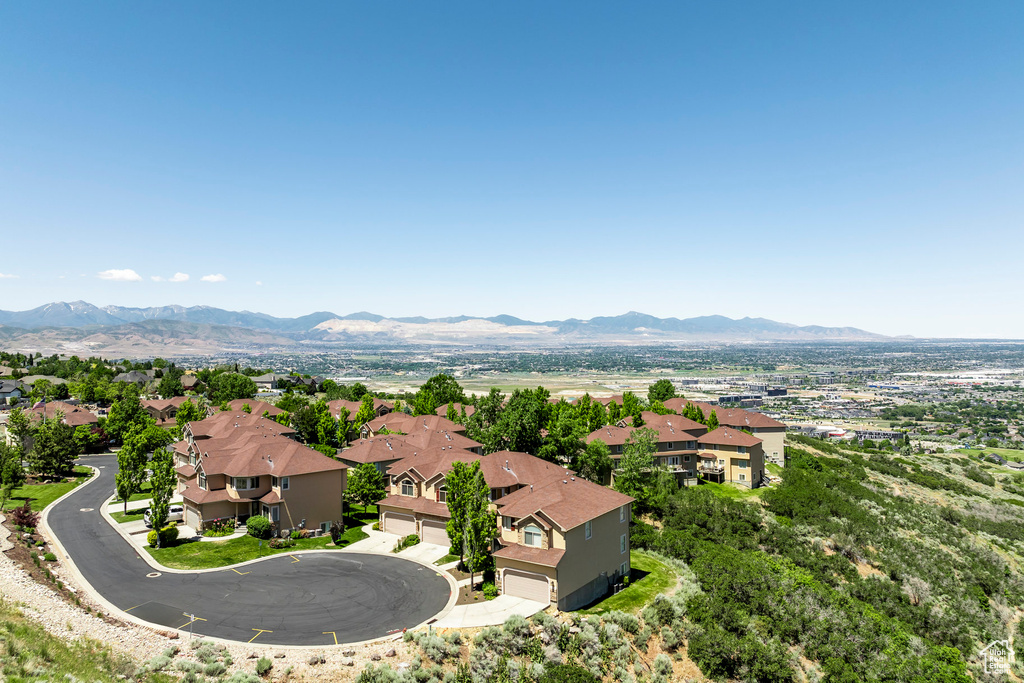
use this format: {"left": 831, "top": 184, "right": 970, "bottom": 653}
{"left": 204, "top": 517, "right": 235, "bottom": 537}
{"left": 223, "top": 673, "right": 261, "bottom": 683}
{"left": 148, "top": 524, "right": 180, "bottom": 548}
{"left": 147, "top": 655, "right": 171, "bottom": 671}
{"left": 503, "top": 613, "right": 531, "bottom": 645}
{"left": 11, "top": 501, "right": 38, "bottom": 528}
{"left": 204, "top": 662, "right": 227, "bottom": 677}
{"left": 356, "top": 663, "right": 398, "bottom": 683}
{"left": 268, "top": 537, "right": 295, "bottom": 549}
{"left": 393, "top": 534, "right": 420, "bottom": 552}
{"left": 44, "top": 552, "right": 57, "bottom": 562}
{"left": 247, "top": 516, "right": 271, "bottom": 540}
{"left": 482, "top": 581, "right": 498, "bottom": 599}
{"left": 653, "top": 654, "right": 672, "bottom": 677}
{"left": 255, "top": 656, "right": 273, "bottom": 676}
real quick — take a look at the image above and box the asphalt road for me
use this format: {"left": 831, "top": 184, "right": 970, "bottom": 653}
{"left": 47, "top": 454, "right": 451, "bottom": 646}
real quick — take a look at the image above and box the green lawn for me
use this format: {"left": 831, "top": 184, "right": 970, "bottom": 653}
{"left": 347, "top": 503, "right": 379, "bottom": 526}
{"left": 434, "top": 553, "right": 460, "bottom": 566}
{"left": 578, "top": 551, "right": 677, "bottom": 614}
{"left": 146, "top": 525, "right": 369, "bottom": 569}
{"left": 1, "top": 466, "right": 93, "bottom": 512}
{"left": 955, "top": 447, "right": 1024, "bottom": 462}
{"left": 699, "top": 480, "right": 767, "bottom": 500}
{"left": 109, "top": 508, "right": 147, "bottom": 524}
{"left": 766, "top": 463, "right": 783, "bottom": 476}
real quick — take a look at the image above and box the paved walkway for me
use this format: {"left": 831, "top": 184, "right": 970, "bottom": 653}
{"left": 345, "top": 524, "right": 401, "bottom": 553}
{"left": 396, "top": 542, "right": 450, "bottom": 564}
{"left": 432, "top": 595, "right": 548, "bottom": 628}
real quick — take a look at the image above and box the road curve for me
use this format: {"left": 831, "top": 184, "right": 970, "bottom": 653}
{"left": 46, "top": 454, "right": 450, "bottom": 646}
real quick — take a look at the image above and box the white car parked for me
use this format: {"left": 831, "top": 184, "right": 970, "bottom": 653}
{"left": 144, "top": 505, "right": 184, "bottom": 528}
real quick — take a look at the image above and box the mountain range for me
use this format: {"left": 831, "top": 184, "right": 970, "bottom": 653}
{"left": 0, "top": 301, "right": 886, "bottom": 355}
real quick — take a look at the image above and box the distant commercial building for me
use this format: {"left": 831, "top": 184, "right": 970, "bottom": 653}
{"left": 854, "top": 429, "right": 903, "bottom": 443}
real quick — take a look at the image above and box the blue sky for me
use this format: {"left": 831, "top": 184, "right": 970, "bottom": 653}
{"left": 1, "top": 2, "right": 1022, "bottom": 337}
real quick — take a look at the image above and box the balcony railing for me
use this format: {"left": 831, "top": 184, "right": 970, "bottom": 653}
{"left": 698, "top": 464, "right": 725, "bottom": 475}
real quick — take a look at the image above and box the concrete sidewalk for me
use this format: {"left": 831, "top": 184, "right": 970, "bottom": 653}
{"left": 396, "top": 542, "right": 450, "bottom": 564}
{"left": 343, "top": 524, "right": 401, "bottom": 554}
{"left": 432, "top": 595, "right": 548, "bottom": 628}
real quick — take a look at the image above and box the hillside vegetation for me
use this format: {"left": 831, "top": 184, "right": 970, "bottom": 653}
{"left": 630, "top": 435, "right": 1024, "bottom": 681}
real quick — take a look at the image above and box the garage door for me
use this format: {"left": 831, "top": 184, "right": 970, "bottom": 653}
{"left": 385, "top": 513, "right": 415, "bottom": 537}
{"left": 503, "top": 569, "right": 549, "bottom": 603}
{"left": 184, "top": 505, "right": 201, "bottom": 530}
{"left": 421, "top": 520, "right": 448, "bottom": 546}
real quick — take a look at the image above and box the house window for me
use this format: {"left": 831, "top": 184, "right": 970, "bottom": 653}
{"left": 437, "top": 486, "right": 447, "bottom": 503}
{"left": 401, "top": 480, "right": 414, "bottom": 497}
{"left": 738, "top": 460, "right": 748, "bottom": 469}
{"left": 620, "top": 561, "right": 628, "bottom": 577}
{"left": 281, "top": 477, "right": 289, "bottom": 490}
{"left": 233, "top": 477, "right": 259, "bottom": 490}
{"left": 666, "top": 442, "right": 673, "bottom": 450}
{"left": 620, "top": 534, "right": 627, "bottom": 554}
{"left": 740, "top": 473, "right": 747, "bottom": 482}
{"left": 198, "top": 473, "right": 207, "bottom": 490}
{"left": 615, "top": 445, "right": 622, "bottom": 454}
{"left": 684, "top": 455, "right": 691, "bottom": 462}
{"left": 271, "top": 476, "right": 278, "bottom": 487}
{"left": 585, "top": 520, "right": 592, "bottom": 540}
{"left": 189, "top": 453, "right": 196, "bottom": 466}
{"left": 524, "top": 525, "right": 542, "bottom": 547}
{"left": 502, "top": 516, "right": 513, "bottom": 530}
{"left": 320, "top": 521, "right": 329, "bottom": 533}
{"left": 667, "top": 456, "right": 679, "bottom": 466}
{"left": 619, "top": 505, "right": 626, "bottom": 523}
{"left": 738, "top": 446, "right": 747, "bottom": 454}
{"left": 271, "top": 506, "right": 279, "bottom": 522}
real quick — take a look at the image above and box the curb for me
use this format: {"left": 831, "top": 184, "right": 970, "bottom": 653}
{"left": 43, "top": 463, "right": 459, "bottom": 649}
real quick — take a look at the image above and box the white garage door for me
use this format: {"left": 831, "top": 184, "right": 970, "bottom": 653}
{"left": 385, "top": 513, "right": 415, "bottom": 537}
{"left": 503, "top": 569, "right": 549, "bottom": 603}
{"left": 421, "top": 520, "right": 448, "bottom": 546}
{"left": 184, "top": 505, "right": 201, "bottom": 530}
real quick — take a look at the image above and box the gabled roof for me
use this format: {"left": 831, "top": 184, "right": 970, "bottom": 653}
{"left": 196, "top": 434, "right": 347, "bottom": 478}
{"left": 434, "top": 402, "right": 476, "bottom": 418}
{"left": 685, "top": 401, "right": 785, "bottom": 430}
{"left": 366, "top": 413, "right": 464, "bottom": 435}
{"left": 27, "top": 401, "right": 98, "bottom": 427}
{"left": 377, "top": 493, "right": 450, "bottom": 518}
{"left": 187, "top": 411, "right": 295, "bottom": 440}
{"left": 328, "top": 398, "right": 393, "bottom": 419}
{"left": 493, "top": 544, "right": 564, "bottom": 567}
{"left": 494, "top": 476, "right": 633, "bottom": 531}
{"left": 221, "top": 399, "right": 284, "bottom": 417}
{"left": 697, "top": 427, "right": 762, "bottom": 448}
{"left": 584, "top": 424, "right": 633, "bottom": 447}
{"left": 113, "top": 370, "right": 150, "bottom": 384}
{"left": 142, "top": 396, "right": 190, "bottom": 412}
{"left": 340, "top": 435, "right": 416, "bottom": 465}
{"left": 403, "top": 429, "right": 482, "bottom": 452}
{"left": 387, "top": 446, "right": 481, "bottom": 482}
{"left": 478, "top": 451, "right": 571, "bottom": 489}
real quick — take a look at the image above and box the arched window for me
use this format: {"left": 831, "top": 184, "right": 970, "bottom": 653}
{"left": 524, "top": 525, "right": 542, "bottom": 547}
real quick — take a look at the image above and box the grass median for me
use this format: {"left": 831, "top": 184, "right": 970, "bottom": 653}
{"left": 146, "top": 522, "right": 369, "bottom": 570}
{"left": 578, "top": 551, "right": 677, "bottom": 614}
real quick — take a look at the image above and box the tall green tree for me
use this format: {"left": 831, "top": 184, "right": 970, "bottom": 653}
{"left": 418, "top": 374, "right": 468, "bottom": 407}
{"left": 648, "top": 379, "right": 676, "bottom": 403}
{"left": 0, "top": 442, "right": 25, "bottom": 509}
{"left": 446, "top": 401, "right": 458, "bottom": 423}
{"left": 614, "top": 427, "right": 657, "bottom": 504}
{"left": 538, "top": 410, "right": 586, "bottom": 463}
{"left": 706, "top": 410, "right": 720, "bottom": 431}
{"left": 445, "top": 460, "right": 497, "bottom": 589}
{"left": 209, "top": 373, "right": 257, "bottom": 404}
{"left": 174, "top": 397, "right": 207, "bottom": 438}
{"left": 29, "top": 413, "right": 80, "bottom": 478}
{"left": 573, "top": 439, "right": 614, "bottom": 485}
{"left": 413, "top": 387, "right": 438, "bottom": 416}
{"left": 347, "top": 463, "right": 386, "bottom": 512}
{"left": 6, "top": 408, "right": 33, "bottom": 451}
{"left": 157, "top": 372, "right": 184, "bottom": 399}
{"left": 105, "top": 384, "right": 150, "bottom": 443}
{"left": 115, "top": 423, "right": 159, "bottom": 513}
{"left": 352, "top": 395, "right": 377, "bottom": 431}
{"left": 148, "top": 448, "right": 176, "bottom": 546}
{"left": 335, "top": 405, "right": 351, "bottom": 446}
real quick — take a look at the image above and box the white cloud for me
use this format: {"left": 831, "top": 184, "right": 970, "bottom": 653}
{"left": 0, "top": 272, "right": 18, "bottom": 279}
{"left": 97, "top": 268, "right": 143, "bottom": 282}
{"left": 200, "top": 273, "right": 227, "bottom": 283}
{"left": 169, "top": 272, "right": 189, "bottom": 282}
{"left": 255, "top": 280, "right": 263, "bottom": 286}
{"left": 151, "top": 275, "right": 164, "bottom": 282}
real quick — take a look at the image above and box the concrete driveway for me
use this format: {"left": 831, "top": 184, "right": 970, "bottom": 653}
{"left": 433, "top": 595, "right": 549, "bottom": 628}
{"left": 396, "top": 542, "right": 450, "bottom": 564}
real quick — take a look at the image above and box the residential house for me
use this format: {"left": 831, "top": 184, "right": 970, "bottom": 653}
{"left": 362, "top": 413, "right": 465, "bottom": 439}
{"left": 112, "top": 371, "right": 151, "bottom": 387}
{"left": 493, "top": 476, "right": 634, "bottom": 610}
{"left": 0, "top": 380, "right": 22, "bottom": 401}
{"left": 696, "top": 427, "right": 766, "bottom": 488}
{"left": 585, "top": 411, "right": 706, "bottom": 483}
{"left": 180, "top": 375, "right": 202, "bottom": 391}
{"left": 328, "top": 398, "right": 393, "bottom": 421}
{"left": 141, "top": 396, "right": 191, "bottom": 427}
{"left": 252, "top": 373, "right": 290, "bottom": 391}
{"left": 338, "top": 434, "right": 417, "bottom": 476}
{"left": 663, "top": 399, "right": 787, "bottom": 466}
{"left": 5, "top": 400, "right": 99, "bottom": 450}
{"left": 174, "top": 414, "right": 346, "bottom": 534}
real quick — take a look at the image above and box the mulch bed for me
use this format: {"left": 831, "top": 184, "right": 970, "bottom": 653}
{"left": 455, "top": 583, "right": 490, "bottom": 606}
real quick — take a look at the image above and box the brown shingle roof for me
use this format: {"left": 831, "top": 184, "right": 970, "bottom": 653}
{"left": 478, "top": 451, "right": 571, "bottom": 489}
{"left": 180, "top": 486, "right": 233, "bottom": 505}
{"left": 28, "top": 401, "right": 98, "bottom": 427}
{"left": 196, "top": 435, "right": 347, "bottom": 478}
{"left": 222, "top": 399, "right": 284, "bottom": 417}
{"left": 494, "top": 476, "right": 633, "bottom": 531}
{"left": 697, "top": 426, "right": 762, "bottom": 448}
{"left": 187, "top": 411, "right": 295, "bottom": 440}
{"left": 403, "top": 429, "right": 482, "bottom": 452}
{"left": 339, "top": 435, "right": 417, "bottom": 465}
{"left": 387, "top": 446, "right": 481, "bottom": 482}
{"left": 377, "top": 494, "right": 450, "bottom": 518}
{"left": 367, "top": 413, "right": 464, "bottom": 436}
{"left": 493, "top": 544, "right": 565, "bottom": 567}
{"left": 687, "top": 401, "right": 785, "bottom": 430}
{"left": 434, "top": 403, "right": 476, "bottom": 418}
